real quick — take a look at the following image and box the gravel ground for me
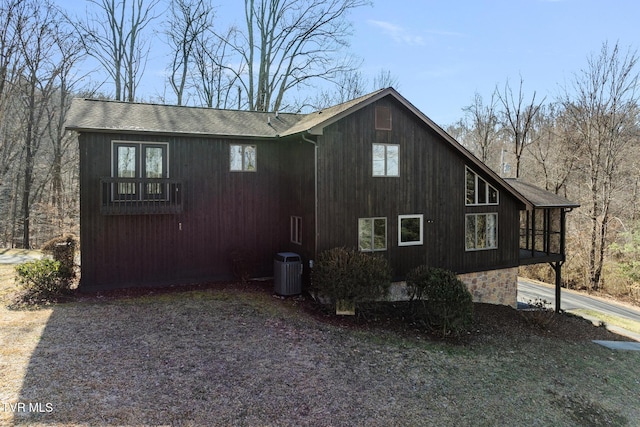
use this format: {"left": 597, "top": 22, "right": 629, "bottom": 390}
{"left": 2, "top": 281, "right": 639, "bottom": 426}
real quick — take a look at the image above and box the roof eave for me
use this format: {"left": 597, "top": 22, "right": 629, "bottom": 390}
{"left": 66, "top": 126, "right": 282, "bottom": 140}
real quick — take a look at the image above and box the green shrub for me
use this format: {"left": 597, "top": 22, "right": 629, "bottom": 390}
{"left": 311, "top": 247, "right": 391, "bottom": 308}
{"left": 14, "top": 258, "right": 72, "bottom": 304}
{"left": 406, "top": 265, "right": 473, "bottom": 335}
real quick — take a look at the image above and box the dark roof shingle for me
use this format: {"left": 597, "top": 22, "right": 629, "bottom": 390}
{"left": 66, "top": 99, "right": 303, "bottom": 137}
{"left": 504, "top": 179, "right": 580, "bottom": 208}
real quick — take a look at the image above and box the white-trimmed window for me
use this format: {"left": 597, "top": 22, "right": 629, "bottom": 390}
{"left": 398, "top": 214, "right": 423, "bottom": 246}
{"left": 465, "top": 213, "right": 498, "bottom": 250}
{"left": 291, "top": 216, "right": 302, "bottom": 245}
{"left": 372, "top": 144, "right": 399, "bottom": 177}
{"left": 358, "top": 217, "right": 387, "bottom": 251}
{"left": 466, "top": 167, "right": 498, "bottom": 205}
{"left": 230, "top": 144, "right": 257, "bottom": 171}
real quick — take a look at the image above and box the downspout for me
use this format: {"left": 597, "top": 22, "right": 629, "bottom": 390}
{"left": 301, "top": 133, "right": 318, "bottom": 263}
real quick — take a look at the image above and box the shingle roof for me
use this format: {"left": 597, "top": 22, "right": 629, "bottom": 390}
{"left": 65, "top": 99, "right": 303, "bottom": 138}
{"left": 66, "top": 89, "right": 390, "bottom": 138}
{"left": 504, "top": 179, "right": 580, "bottom": 208}
{"left": 279, "top": 89, "right": 387, "bottom": 136}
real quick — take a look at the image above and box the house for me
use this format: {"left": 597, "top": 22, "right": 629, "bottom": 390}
{"left": 65, "top": 88, "right": 578, "bottom": 307}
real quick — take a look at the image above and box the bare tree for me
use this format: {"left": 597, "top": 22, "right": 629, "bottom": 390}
{"left": 45, "top": 18, "right": 84, "bottom": 235}
{"left": 460, "top": 91, "right": 500, "bottom": 168}
{"left": 372, "top": 68, "right": 399, "bottom": 90}
{"left": 525, "top": 103, "right": 579, "bottom": 195}
{"left": 192, "top": 24, "right": 241, "bottom": 109}
{"left": 16, "top": 0, "right": 64, "bottom": 247}
{"left": 497, "top": 77, "right": 545, "bottom": 177}
{"left": 76, "top": 0, "right": 159, "bottom": 102}
{"left": 230, "top": 0, "right": 370, "bottom": 112}
{"left": 0, "top": 0, "right": 26, "bottom": 186}
{"left": 310, "top": 68, "right": 398, "bottom": 110}
{"left": 165, "top": 0, "right": 215, "bottom": 106}
{"left": 562, "top": 42, "right": 640, "bottom": 291}
{"left": 331, "top": 70, "right": 368, "bottom": 104}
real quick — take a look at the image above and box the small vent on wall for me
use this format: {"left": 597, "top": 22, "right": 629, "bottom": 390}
{"left": 375, "top": 106, "right": 392, "bottom": 130}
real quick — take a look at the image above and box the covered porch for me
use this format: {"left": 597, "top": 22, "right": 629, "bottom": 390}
{"left": 505, "top": 179, "right": 580, "bottom": 312}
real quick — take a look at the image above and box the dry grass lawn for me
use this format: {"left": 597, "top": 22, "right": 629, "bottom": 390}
{"left": 1, "top": 263, "right": 639, "bottom": 426}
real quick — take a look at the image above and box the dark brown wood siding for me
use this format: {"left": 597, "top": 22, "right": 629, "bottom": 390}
{"left": 79, "top": 132, "right": 314, "bottom": 290}
{"left": 315, "top": 97, "right": 522, "bottom": 279}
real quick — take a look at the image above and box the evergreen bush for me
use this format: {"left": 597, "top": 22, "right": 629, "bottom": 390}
{"left": 406, "top": 265, "right": 473, "bottom": 335}
{"left": 14, "top": 259, "right": 71, "bottom": 304}
{"left": 311, "top": 247, "right": 391, "bottom": 310}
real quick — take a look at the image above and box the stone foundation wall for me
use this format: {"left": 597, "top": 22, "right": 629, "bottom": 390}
{"left": 458, "top": 267, "right": 518, "bottom": 308}
{"left": 387, "top": 267, "right": 518, "bottom": 307}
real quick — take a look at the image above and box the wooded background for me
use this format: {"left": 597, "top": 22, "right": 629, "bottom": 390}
{"left": 1, "top": 0, "right": 638, "bottom": 302}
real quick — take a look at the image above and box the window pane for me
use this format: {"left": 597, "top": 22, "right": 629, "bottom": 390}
{"left": 373, "top": 218, "right": 386, "bottom": 250}
{"left": 488, "top": 185, "right": 498, "bottom": 204}
{"left": 117, "top": 146, "right": 137, "bottom": 195}
{"left": 476, "top": 214, "right": 487, "bottom": 248}
{"left": 359, "top": 218, "right": 373, "bottom": 251}
{"left": 145, "top": 147, "right": 163, "bottom": 178}
{"left": 400, "top": 217, "right": 421, "bottom": 243}
{"left": 244, "top": 145, "right": 256, "bottom": 171}
{"left": 372, "top": 144, "right": 386, "bottom": 176}
{"left": 117, "top": 146, "right": 136, "bottom": 178}
{"left": 145, "top": 147, "right": 164, "bottom": 195}
{"left": 465, "top": 215, "right": 476, "bottom": 250}
{"left": 487, "top": 214, "right": 497, "bottom": 248}
{"left": 477, "top": 177, "right": 487, "bottom": 204}
{"left": 230, "top": 145, "right": 242, "bottom": 170}
{"left": 386, "top": 145, "right": 399, "bottom": 176}
{"left": 466, "top": 169, "right": 475, "bottom": 205}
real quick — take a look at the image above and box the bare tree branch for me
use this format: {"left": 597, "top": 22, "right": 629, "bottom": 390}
{"left": 74, "top": 0, "right": 159, "bottom": 101}
{"left": 227, "top": 0, "right": 370, "bottom": 112}
{"left": 561, "top": 41, "right": 640, "bottom": 290}
{"left": 497, "top": 77, "right": 545, "bottom": 178}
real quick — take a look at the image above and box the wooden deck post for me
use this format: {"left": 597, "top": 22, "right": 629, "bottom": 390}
{"left": 550, "top": 261, "right": 564, "bottom": 313}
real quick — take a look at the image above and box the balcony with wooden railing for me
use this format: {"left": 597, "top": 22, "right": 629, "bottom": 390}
{"left": 100, "top": 177, "right": 184, "bottom": 215}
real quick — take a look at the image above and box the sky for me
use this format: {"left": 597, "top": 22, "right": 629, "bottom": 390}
{"left": 58, "top": 0, "right": 640, "bottom": 127}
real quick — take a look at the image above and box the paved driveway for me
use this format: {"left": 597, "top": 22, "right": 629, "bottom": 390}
{"left": 518, "top": 277, "right": 640, "bottom": 341}
{"left": 0, "top": 249, "right": 42, "bottom": 264}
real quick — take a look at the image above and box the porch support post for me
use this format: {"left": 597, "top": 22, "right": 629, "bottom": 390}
{"left": 549, "top": 261, "right": 564, "bottom": 313}
{"left": 531, "top": 209, "right": 536, "bottom": 258}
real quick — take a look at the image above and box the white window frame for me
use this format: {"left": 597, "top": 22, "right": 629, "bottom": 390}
{"left": 358, "top": 217, "right": 387, "bottom": 252}
{"left": 372, "top": 143, "right": 400, "bottom": 177}
{"left": 465, "top": 213, "right": 498, "bottom": 251}
{"left": 230, "top": 144, "right": 257, "bottom": 172}
{"left": 465, "top": 167, "right": 498, "bottom": 206}
{"left": 290, "top": 216, "right": 302, "bottom": 245}
{"left": 398, "top": 214, "right": 423, "bottom": 246}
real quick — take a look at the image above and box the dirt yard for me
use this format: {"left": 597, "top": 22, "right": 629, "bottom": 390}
{"left": 1, "top": 276, "right": 639, "bottom": 426}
